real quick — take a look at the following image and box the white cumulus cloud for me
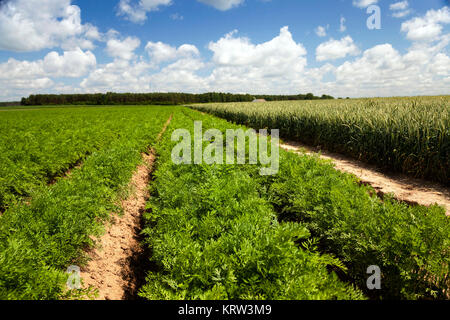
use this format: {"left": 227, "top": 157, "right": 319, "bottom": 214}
{"left": 207, "top": 26, "right": 308, "bottom": 93}
{"left": 316, "top": 36, "right": 360, "bottom": 61}
{"left": 0, "top": 47, "right": 96, "bottom": 99}
{"left": 390, "top": 1, "right": 408, "bottom": 11}
{"left": 80, "top": 59, "right": 152, "bottom": 92}
{"left": 43, "top": 48, "right": 97, "bottom": 77}
{"left": 332, "top": 39, "right": 450, "bottom": 97}
{"left": 196, "top": 0, "right": 245, "bottom": 11}
{"left": 0, "top": 0, "right": 100, "bottom": 52}
{"left": 0, "top": 48, "right": 96, "bottom": 79}
{"left": 390, "top": 1, "right": 411, "bottom": 18}
{"left": 401, "top": 6, "right": 450, "bottom": 42}
{"left": 117, "top": 0, "right": 172, "bottom": 23}
{"left": 352, "top": 0, "right": 378, "bottom": 8}
{"left": 106, "top": 37, "right": 141, "bottom": 60}
{"left": 145, "top": 42, "right": 200, "bottom": 64}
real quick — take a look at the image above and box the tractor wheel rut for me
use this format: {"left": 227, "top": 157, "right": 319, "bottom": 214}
{"left": 80, "top": 115, "right": 173, "bottom": 300}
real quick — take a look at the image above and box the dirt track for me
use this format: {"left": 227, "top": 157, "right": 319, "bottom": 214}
{"left": 280, "top": 140, "right": 450, "bottom": 216}
{"left": 80, "top": 115, "right": 173, "bottom": 300}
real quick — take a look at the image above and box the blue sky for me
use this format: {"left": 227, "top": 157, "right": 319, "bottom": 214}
{"left": 0, "top": 0, "right": 449, "bottom": 100}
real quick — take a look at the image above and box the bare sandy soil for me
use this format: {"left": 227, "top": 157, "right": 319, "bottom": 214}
{"left": 281, "top": 141, "right": 449, "bottom": 216}
{"left": 80, "top": 115, "right": 173, "bottom": 300}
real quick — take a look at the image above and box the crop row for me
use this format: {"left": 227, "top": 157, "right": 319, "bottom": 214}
{"left": 0, "top": 106, "right": 174, "bottom": 299}
{"left": 191, "top": 96, "right": 450, "bottom": 185}
{"left": 0, "top": 106, "right": 171, "bottom": 212}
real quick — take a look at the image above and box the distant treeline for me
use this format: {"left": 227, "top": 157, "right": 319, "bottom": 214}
{"left": 254, "top": 93, "right": 335, "bottom": 101}
{"left": 20, "top": 92, "right": 334, "bottom": 106}
{"left": 0, "top": 101, "right": 21, "bottom": 107}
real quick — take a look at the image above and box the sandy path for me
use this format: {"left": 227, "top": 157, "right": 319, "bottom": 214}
{"left": 80, "top": 115, "right": 173, "bottom": 300}
{"left": 280, "top": 140, "right": 450, "bottom": 216}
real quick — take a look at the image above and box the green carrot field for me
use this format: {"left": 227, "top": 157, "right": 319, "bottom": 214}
{"left": 0, "top": 104, "right": 448, "bottom": 300}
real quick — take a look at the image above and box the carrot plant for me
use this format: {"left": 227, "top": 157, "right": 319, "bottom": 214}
{"left": 142, "top": 108, "right": 448, "bottom": 300}
{"left": 139, "top": 110, "right": 364, "bottom": 300}
{"left": 261, "top": 150, "right": 449, "bottom": 299}
{"left": 0, "top": 106, "right": 175, "bottom": 300}
{"left": 0, "top": 106, "right": 170, "bottom": 212}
